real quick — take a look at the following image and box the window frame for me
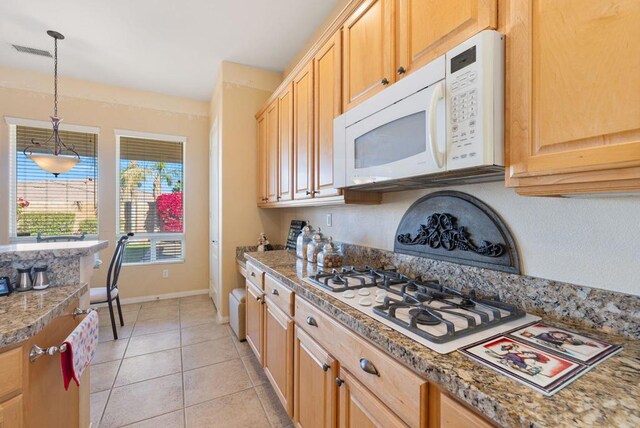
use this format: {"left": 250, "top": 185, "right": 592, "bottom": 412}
{"left": 114, "top": 129, "right": 187, "bottom": 265}
{"left": 5, "top": 116, "right": 100, "bottom": 243}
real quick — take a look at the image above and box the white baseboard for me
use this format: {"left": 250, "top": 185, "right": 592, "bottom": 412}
{"left": 91, "top": 288, "right": 209, "bottom": 307}
{"left": 216, "top": 312, "right": 229, "bottom": 324}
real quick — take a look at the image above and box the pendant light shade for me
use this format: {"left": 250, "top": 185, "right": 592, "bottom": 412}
{"left": 26, "top": 154, "right": 80, "bottom": 175}
{"left": 23, "top": 30, "right": 81, "bottom": 177}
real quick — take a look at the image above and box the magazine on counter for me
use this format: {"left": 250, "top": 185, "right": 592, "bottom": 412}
{"left": 459, "top": 322, "right": 622, "bottom": 396}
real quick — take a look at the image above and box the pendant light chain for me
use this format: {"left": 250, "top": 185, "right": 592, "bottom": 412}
{"left": 53, "top": 36, "right": 58, "bottom": 117}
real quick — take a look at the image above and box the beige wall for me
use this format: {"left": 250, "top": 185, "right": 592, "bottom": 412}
{"left": 0, "top": 67, "right": 210, "bottom": 299}
{"left": 211, "top": 62, "right": 282, "bottom": 316}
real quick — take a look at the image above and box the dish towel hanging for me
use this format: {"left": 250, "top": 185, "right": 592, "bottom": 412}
{"left": 61, "top": 310, "right": 99, "bottom": 390}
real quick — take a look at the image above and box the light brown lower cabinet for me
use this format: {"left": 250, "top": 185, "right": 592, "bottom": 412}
{"left": 246, "top": 280, "right": 265, "bottom": 365}
{"left": 293, "top": 326, "right": 337, "bottom": 428}
{"left": 337, "top": 368, "right": 407, "bottom": 428}
{"left": 0, "top": 395, "right": 23, "bottom": 428}
{"left": 264, "top": 297, "right": 294, "bottom": 417}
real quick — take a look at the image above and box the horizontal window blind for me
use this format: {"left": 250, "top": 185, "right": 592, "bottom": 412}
{"left": 14, "top": 126, "right": 98, "bottom": 238}
{"left": 118, "top": 135, "right": 184, "bottom": 264}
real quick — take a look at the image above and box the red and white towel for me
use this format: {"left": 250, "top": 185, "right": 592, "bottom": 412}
{"left": 61, "top": 310, "right": 99, "bottom": 390}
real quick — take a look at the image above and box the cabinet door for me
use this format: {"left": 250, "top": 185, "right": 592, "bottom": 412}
{"left": 256, "top": 112, "right": 268, "bottom": 205}
{"left": 439, "top": 393, "right": 493, "bottom": 428}
{"left": 0, "top": 395, "right": 23, "bottom": 428}
{"left": 265, "top": 99, "right": 280, "bottom": 203}
{"left": 343, "top": 0, "right": 394, "bottom": 111}
{"left": 25, "top": 301, "right": 80, "bottom": 427}
{"left": 337, "top": 369, "right": 407, "bottom": 428}
{"left": 507, "top": 0, "right": 640, "bottom": 195}
{"left": 294, "top": 62, "right": 315, "bottom": 200}
{"left": 264, "top": 299, "right": 294, "bottom": 416}
{"left": 396, "top": 0, "right": 497, "bottom": 76}
{"left": 294, "top": 326, "right": 337, "bottom": 428}
{"left": 279, "top": 83, "right": 294, "bottom": 202}
{"left": 314, "top": 31, "right": 343, "bottom": 198}
{"left": 246, "top": 281, "right": 265, "bottom": 365}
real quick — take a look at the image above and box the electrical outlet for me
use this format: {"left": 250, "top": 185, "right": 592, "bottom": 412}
{"left": 326, "top": 213, "right": 332, "bottom": 227}
{"left": 162, "top": 269, "right": 169, "bottom": 279}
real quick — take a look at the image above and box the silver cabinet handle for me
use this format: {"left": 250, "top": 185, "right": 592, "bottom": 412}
{"left": 271, "top": 289, "right": 279, "bottom": 296}
{"left": 306, "top": 316, "right": 318, "bottom": 327}
{"left": 360, "top": 358, "right": 379, "bottom": 376}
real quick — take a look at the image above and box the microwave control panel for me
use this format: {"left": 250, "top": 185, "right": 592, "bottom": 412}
{"left": 445, "top": 31, "right": 504, "bottom": 170}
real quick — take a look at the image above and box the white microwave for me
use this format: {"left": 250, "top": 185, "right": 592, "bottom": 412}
{"left": 334, "top": 30, "right": 504, "bottom": 190}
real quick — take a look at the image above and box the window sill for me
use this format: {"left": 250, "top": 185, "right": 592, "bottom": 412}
{"left": 123, "top": 259, "right": 185, "bottom": 267}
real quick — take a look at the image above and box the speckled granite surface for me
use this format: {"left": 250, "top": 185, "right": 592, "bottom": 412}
{"left": 0, "top": 240, "right": 107, "bottom": 288}
{"left": 0, "top": 283, "right": 88, "bottom": 348}
{"left": 244, "top": 250, "right": 640, "bottom": 428}
{"left": 235, "top": 244, "right": 286, "bottom": 269}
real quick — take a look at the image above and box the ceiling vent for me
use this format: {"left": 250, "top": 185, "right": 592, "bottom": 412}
{"left": 11, "top": 44, "right": 52, "bottom": 57}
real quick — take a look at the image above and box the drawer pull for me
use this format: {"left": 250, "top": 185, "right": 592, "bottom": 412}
{"left": 250, "top": 272, "right": 256, "bottom": 277}
{"left": 397, "top": 66, "right": 406, "bottom": 75}
{"left": 381, "top": 77, "right": 390, "bottom": 86}
{"left": 322, "top": 363, "right": 330, "bottom": 372}
{"left": 335, "top": 377, "right": 344, "bottom": 387}
{"left": 306, "top": 316, "right": 318, "bottom": 327}
{"left": 271, "top": 289, "right": 279, "bottom": 296}
{"left": 255, "top": 296, "right": 261, "bottom": 302}
{"left": 360, "top": 358, "right": 380, "bottom": 376}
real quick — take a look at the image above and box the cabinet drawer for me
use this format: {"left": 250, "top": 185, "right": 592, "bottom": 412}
{"left": 0, "top": 348, "right": 22, "bottom": 401}
{"left": 440, "top": 393, "right": 493, "bottom": 428}
{"left": 0, "top": 394, "right": 23, "bottom": 428}
{"left": 246, "top": 262, "right": 265, "bottom": 289}
{"left": 295, "top": 297, "right": 427, "bottom": 428}
{"left": 265, "top": 274, "right": 294, "bottom": 317}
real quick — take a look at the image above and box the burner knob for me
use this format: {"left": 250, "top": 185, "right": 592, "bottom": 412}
{"left": 335, "top": 377, "right": 344, "bottom": 387}
{"left": 322, "top": 363, "right": 330, "bottom": 372}
{"left": 359, "top": 358, "right": 380, "bottom": 376}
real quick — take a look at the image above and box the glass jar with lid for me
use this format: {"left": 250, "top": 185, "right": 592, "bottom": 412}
{"left": 317, "top": 237, "right": 343, "bottom": 269}
{"left": 306, "top": 227, "right": 327, "bottom": 263}
{"left": 296, "top": 223, "right": 314, "bottom": 260}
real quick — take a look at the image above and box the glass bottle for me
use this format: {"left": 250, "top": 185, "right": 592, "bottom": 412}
{"left": 317, "top": 237, "right": 343, "bottom": 269}
{"left": 296, "top": 223, "right": 314, "bottom": 260}
{"left": 306, "top": 228, "right": 327, "bottom": 264}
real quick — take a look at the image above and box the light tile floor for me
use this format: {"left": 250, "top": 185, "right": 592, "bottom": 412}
{"left": 90, "top": 295, "right": 293, "bottom": 428}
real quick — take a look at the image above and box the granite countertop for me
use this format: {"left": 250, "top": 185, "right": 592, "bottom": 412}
{"left": 0, "top": 240, "right": 108, "bottom": 262}
{"left": 245, "top": 250, "right": 640, "bottom": 428}
{"left": 0, "top": 283, "right": 89, "bottom": 348}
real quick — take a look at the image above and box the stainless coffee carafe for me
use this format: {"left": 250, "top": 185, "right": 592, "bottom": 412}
{"left": 15, "top": 268, "right": 33, "bottom": 292}
{"left": 33, "top": 266, "right": 50, "bottom": 290}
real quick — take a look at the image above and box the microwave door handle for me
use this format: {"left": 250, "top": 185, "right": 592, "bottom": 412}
{"left": 428, "top": 81, "right": 446, "bottom": 169}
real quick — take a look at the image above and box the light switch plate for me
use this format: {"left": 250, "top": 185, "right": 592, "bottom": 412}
{"left": 326, "top": 213, "right": 332, "bottom": 227}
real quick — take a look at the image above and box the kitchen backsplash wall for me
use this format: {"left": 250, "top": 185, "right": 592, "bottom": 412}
{"left": 280, "top": 181, "right": 640, "bottom": 297}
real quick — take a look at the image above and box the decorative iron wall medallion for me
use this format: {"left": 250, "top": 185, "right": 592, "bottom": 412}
{"left": 394, "top": 191, "right": 520, "bottom": 274}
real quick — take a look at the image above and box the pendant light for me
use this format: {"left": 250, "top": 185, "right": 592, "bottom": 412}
{"left": 23, "top": 30, "right": 80, "bottom": 177}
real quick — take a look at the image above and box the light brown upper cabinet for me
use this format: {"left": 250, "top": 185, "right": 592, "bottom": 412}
{"left": 396, "top": 0, "right": 497, "bottom": 77}
{"left": 506, "top": 0, "right": 640, "bottom": 195}
{"left": 314, "top": 31, "right": 343, "bottom": 198}
{"left": 256, "top": 112, "right": 268, "bottom": 204}
{"left": 293, "top": 63, "right": 315, "bottom": 200}
{"left": 343, "top": 0, "right": 395, "bottom": 110}
{"left": 278, "top": 83, "right": 294, "bottom": 202}
{"left": 265, "top": 99, "right": 279, "bottom": 203}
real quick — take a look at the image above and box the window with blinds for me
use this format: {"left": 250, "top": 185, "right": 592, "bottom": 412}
{"left": 12, "top": 125, "right": 98, "bottom": 238}
{"left": 117, "top": 134, "right": 185, "bottom": 264}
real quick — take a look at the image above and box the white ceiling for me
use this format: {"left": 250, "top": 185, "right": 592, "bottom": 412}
{"left": 0, "top": 0, "right": 338, "bottom": 100}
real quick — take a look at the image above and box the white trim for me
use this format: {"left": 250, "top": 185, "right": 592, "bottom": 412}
{"left": 216, "top": 313, "right": 229, "bottom": 324}
{"left": 113, "top": 128, "right": 187, "bottom": 143}
{"left": 91, "top": 288, "right": 209, "bottom": 306}
{"left": 4, "top": 116, "right": 101, "bottom": 134}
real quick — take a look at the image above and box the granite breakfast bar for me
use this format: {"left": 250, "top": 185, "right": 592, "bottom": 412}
{"left": 241, "top": 249, "right": 640, "bottom": 428}
{"left": 0, "top": 240, "right": 107, "bottom": 427}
